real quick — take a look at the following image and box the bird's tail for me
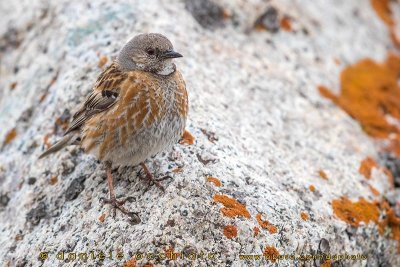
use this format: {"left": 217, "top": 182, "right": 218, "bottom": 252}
{"left": 38, "top": 132, "right": 78, "bottom": 159}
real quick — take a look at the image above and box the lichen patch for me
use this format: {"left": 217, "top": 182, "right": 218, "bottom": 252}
{"left": 318, "top": 170, "right": 329, "bottom": 180}
{"left": 180, "top": 130, "right": 195, "bottom": 145}
{"left": 370, "top": 0, "right": 400, "bottom": 48}
{"left": 263, "top": 246, "right": 279, "bottom": 262}
{"left": 207, "top": 176, "right": 222, "bottom": 187}
{"left": 253, "top": 226, "right": 260, "bottom": 237}
{"left": 368, "top": 184, "right": 380, "bottom": 196}
{"left": 318, "top": 54, "right": 400, "bottom": 139}
{"left": 3, "top": 128, "right": 17, "bottom": 146}
{"left": 332, "top": 197, "right": 380, "bottom": 227}
{"left": 256, "top": 213, "right": 277, "bottom": 234}
{"left": 359, "top": 157, "right": 378, "bottom": 179}
{"left": 123, "top": 257, "right": 136, "bottom": 267}
{"left": 223, "top": 225, "right": 238, "bottom": 239}
{"left": 213, "top": 194, "right": 251, "bottom": 219}
{"left": 300, "top": 212, "right": 309, "bottom": 221}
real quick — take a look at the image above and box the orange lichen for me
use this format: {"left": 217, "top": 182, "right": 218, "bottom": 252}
{"left": 386, "top": 208, "right": 400, "bottom": 253}
{"left": 359, "top": 157, "right": 378, "bottom": 179}
{"left": 256, "top": 213, "right": 278, "bottom": 234}
{"left": 318, "top": 54, "right": 400, "bottom": 140}
{"left": 207, "top": 176, "right": 222, "bottom": 187}
{"left": 98, "top": 213, "right": 106, "bottom": 223}
{"left": 222, "top": 9, "right": 232, "bottom": 19}
{"left": 332, "top": 197, "right": 380, "bottom": 227}
{"left": 333, "top": 198, "right": 400, "bottom": 251}
{"left": 39, "top": 71, "right": 59, "bottom": 103}
{"left": 318, "top": 85, "right": 335, "bottom": 101}
{"left": 377, "top": 200, "right": 400, "bottom": 253}
{"left": 43, "top": 133, "right": 51, "bottom": 149}
{"left": 256, "top": 213, "right": 269, "bottom": 228}
{"left": 390, "top": 30, "right": 400, "bottom": 48}
{"left": 380, "top": 198, "right": 391, "bottom": 211}
{"left": 179, "top": 130, "right": 195, "bottom": 145}
{"left": 319, "top": 2, "right": 400, "bottom": 252}
{"left": 143, "top": 263, "right": 153, "bottom": 267}
{"left": 371, "top": 0, "right": 400, "bottom": 49}
{"left": 55, "top": 116, "right": 69, "bottom": 132}
{"left": 371, "top": 0, "right": 394, "bottom": 26}
{"left": 264, "top": 246, "right": 279, "bottom": 262}
{"left": 10, "top": 82, "right": 17, "bottom": 90}
{"left": 280, "top": 16, "right": 292, "bottom": 31}
{"left": 123, "top": 257, "right": 136, "bottom": 267}
{"left": 3, "top": 128, "right": 17, "bottom": 145}
{"left": 98, "top": 56, "right": 108, "bottom": 68}
{"left": 382, "top": 167, "right": 395, "bottom": 186}
{"left": 321, "top": 260, "right": 332, "bottom": 267}
{"left": 369, "top": 184, "right": 380, "bottom": 196}
{"left": 15, "top": 234, "right": 23, "bottom": 241}
{"left": 39, "top": 93, "right": 47, "bottom": 103}
{"left": 387, "top": 140, "right": 400, "bottom": 157}
{"left": 213, "top": 194, "right": 251, "bottom": 219}
{"left": 49, "top": 176, "right": 58, "bottom": 185}
{"left": 318, "top": 170, "right": 328, "bottom": 180}
{"left": 359, "top": 157, "right": 394, "bottom": 185}
{"left": 267, "top": 224, "right": 277, "bottom": 234}
{"left": 223, "top": 225, "right": 238, "bottom": 239}
{"left": 300, "top": 212, "right": 309, "bottom": 221}
{"left": 172, "top": 167, "right": 183, "bottom": 173}
{"left": 309, "top": 185, "right": 315, "bottom": 192}
{"left": 253, "top": 226, "right": 260, "bottom": 237}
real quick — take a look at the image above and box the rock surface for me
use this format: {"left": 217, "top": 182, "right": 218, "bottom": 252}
{"left": 0, "top": 0, "right": 399, "bottom": 266}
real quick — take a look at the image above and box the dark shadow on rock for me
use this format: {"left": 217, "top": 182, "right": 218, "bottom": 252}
{"left": 254, "top": 6, "right": 280, "bottom": 32}
{"left": 26, "top": 202, "right": 47, "bottom": 225}
{"left": 65, "top": 175, "right": 86, "bottom": 201}
{"left": 184, "top": 0, "right": 226, "bottom": 29}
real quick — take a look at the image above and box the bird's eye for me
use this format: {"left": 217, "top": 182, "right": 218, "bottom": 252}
{"left": 147, "top": 49, "right": 156, "bottom": 56}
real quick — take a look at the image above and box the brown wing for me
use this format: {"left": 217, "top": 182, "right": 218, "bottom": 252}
{"left": 64, "top": 62, "right": 128, "bottom": 135}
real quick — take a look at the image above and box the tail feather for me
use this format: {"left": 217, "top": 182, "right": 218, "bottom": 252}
{"left": 38, "top": 132, "right": 77, "bottom": 159}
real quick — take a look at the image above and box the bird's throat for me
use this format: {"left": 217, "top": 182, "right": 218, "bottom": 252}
{"left": 156, "top": 63, "right": 176, "bottom": 76}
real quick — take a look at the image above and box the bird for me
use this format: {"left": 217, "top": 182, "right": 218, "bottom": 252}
{"left": 39, "top": 33, "right": 188, "bottom": 217}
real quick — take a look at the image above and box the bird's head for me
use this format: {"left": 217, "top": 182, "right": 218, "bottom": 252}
{"left": 117, "top": 33, "right": 183, "bottom": 75}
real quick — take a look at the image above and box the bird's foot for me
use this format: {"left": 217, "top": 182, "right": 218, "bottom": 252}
{"left": 140, "top": 172, "right": 172, "bottom": 192}
{"left": 100, "top": 196, "right": 139, "bottom": 222}
{"left": 139, "top": 163, "right": 172, "bottom": 192}
{"left": 139, "top": 173, "right": 172, "bottom": 192}
{"left": 149, "top": 175, "right": 173, "bottom": 190}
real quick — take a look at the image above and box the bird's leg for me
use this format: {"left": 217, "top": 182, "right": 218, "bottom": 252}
{"left": 139, "top": 163, "right": 172, "bottom": 192}
{"left": 101, "top": 163, "right": 134, "bottom": 218}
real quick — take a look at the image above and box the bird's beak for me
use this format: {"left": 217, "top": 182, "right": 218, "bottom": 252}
{"left": 162, "top": 50, "right": 183, "bottom": 59}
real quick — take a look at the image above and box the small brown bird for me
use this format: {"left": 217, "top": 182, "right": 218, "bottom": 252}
{"left": 39, "top": 33, "right": 188, "bottom": 217}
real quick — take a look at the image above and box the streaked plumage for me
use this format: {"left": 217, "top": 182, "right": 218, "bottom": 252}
{"left": 39, "top": 33, "right": 188, "bottom": 218}
{"left": 81, "top": 63, "right": 188, "bottom": 166}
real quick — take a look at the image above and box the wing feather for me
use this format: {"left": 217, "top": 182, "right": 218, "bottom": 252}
{"left": 64, "top": 63, "right": 127, "bottom": 135}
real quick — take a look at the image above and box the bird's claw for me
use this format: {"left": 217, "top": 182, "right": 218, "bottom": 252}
{"left": 140, "top": 173, "right": 173, "bottom": 192}
{"left": 100, "top": 196, "right": 138, "bottom": 220}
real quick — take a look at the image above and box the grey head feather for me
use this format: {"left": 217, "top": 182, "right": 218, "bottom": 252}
{"left": 117, "top": 33, "right": 181, "bottom": 75}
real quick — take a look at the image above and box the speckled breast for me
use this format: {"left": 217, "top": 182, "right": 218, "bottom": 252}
{"left": 82, "top": 70, "right": 188, "bottom": 167}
